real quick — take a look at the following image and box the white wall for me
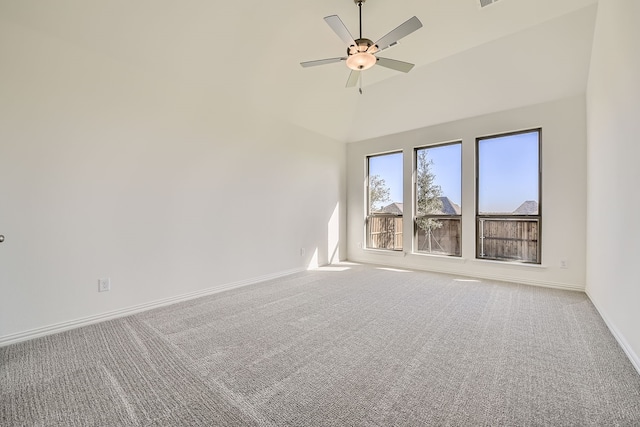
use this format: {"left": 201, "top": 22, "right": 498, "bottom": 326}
{"left": 586, "top": 0, "right": 640, "bottom": 371}
{"left": 0, "top": 20, "right": 346, "bottom": 343}
{"left": 347, "top": 96, "right": 587, "bottom": 290}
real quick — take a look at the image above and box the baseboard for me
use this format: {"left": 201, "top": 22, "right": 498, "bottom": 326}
{"left": 348, "top": 256, "right": 585, "bottom": 292}
{"left": 451, "top": 270, "right": 584, "bottom": 292}
{"left": 585, "top": 291, "right": 640, "bottom": 376}
{"left": 0, "top": 267, "right": 306, "bottom": 348}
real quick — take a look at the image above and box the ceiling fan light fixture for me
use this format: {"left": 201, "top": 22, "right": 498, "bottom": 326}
{"left": 346, "top": 52, "right": 377, "bottom": 70}
{"left": 346, "top": 38, "right": 377, "bottom": 71}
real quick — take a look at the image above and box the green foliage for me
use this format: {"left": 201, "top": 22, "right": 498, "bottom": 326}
{"left": 369, "top": 174, "right": 391, "bottom": 212}
{"left": 416, "top": 150, "right": 443, "bottom": 232}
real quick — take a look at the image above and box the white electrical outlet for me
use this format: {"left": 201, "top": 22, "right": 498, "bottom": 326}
{"left": 98, "top": 278, "right": 111, "bottom": 292}
{"left": 300, "top": 248, "right": 306, "bottom": 256}
{"left": 560, "top": 259, "right": 568, "bottom": 269}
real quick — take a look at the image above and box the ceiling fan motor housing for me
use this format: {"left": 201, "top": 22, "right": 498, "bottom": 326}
{"left": 348, "top": 38, "right": 377, "bottom": 56}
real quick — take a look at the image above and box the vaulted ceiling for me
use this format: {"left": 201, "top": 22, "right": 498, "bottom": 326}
{"left": 1, "top": 0, "right": 598, "bottom": 142}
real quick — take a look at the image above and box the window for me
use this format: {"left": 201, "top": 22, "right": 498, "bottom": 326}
{"left": 366, "top": 152, "right": 403, "bottom": 251}
{"left": 415, "top": 143, "right": 462, "bottom": 256}
{"left": 476, "top": 129, "right": 541, "bottom": 263}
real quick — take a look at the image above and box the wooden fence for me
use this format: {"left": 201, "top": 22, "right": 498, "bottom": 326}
{"left": 416, "top": 218, "right": 461, "bottom": 256}
{"left": 478, "top": 218, "right": 539, "bottom": 263}
{"left": 368, "top": 216, "right": 538, "bottom": 262}
{"left": 367, "top": 215, "right": 403, "bottom": 250}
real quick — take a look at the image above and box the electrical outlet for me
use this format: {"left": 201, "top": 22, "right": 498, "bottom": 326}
{"left": 560, "top": 259, "right": 568, "bottom": 269}
{"left": 98, "top": 278, "right": 111, "bottom": 292}
{"left": 300, "top": 248, "right": 306, "bottom": 256}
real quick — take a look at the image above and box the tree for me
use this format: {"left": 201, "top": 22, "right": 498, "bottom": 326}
{"left": 369, "top": 174, "right": 391, "bottom": 212}
{"left": 416, "top": 150, "right": 443, "bottom": 252}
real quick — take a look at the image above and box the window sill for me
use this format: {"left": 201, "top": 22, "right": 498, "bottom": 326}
{"left": 472, "top": 258, "right": 547, "bottom": 269}
{"left": 363, "top": 250, "right": 468, "bottom": 263}
{"left": 410, "top": 252, "right": 466, "bottom": 262}
{"left": 362, "top": 248, "right": 405, "bottom": 257}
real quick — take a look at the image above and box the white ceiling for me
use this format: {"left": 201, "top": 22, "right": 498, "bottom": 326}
{"left": 1, "top": 0, "right": 598, "bottom": 142}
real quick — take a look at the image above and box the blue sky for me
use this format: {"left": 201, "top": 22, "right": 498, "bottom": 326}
{"left": 368, "top": 152, "right": 403, "bottom": 206}
{"left": 369, "top": 131, "right": 538, "bottom": 213}
{"left": 478, "top": 132, "right": 539, "bottom": 213}
{"left": 422, "top": 144, "right": 461, "bottom": 206}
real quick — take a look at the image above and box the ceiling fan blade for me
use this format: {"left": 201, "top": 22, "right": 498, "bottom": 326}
{"left": 324, "top": 15, "right": 356, "bottom": 47}
{"left": 374, "top": 16, "right": 423, "bottom": 52}
{"left": 300, "top": 57, "right": 346, "bottom": 68}
{"left": 376, "top": 57, "right": 415, "bottom": 73}
{"left": 346, "top": 70, "right": 361, "bottom": 88}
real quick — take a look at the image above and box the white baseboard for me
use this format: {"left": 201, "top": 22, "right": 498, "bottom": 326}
{"left": 348, "top": 256, "right": 585, "bottom": 292}
{"left": 585, "top": 291, "right": 640, "bottom": 376}
{"left": 459, "top": 270, "right": 584, "bottom": 292}
{"left": 0, "top": 267, "right": 306, "bottom": 348}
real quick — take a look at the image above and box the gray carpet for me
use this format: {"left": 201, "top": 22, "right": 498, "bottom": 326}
{"left": 2, "top": 263, "right": 640, "bottom": 426}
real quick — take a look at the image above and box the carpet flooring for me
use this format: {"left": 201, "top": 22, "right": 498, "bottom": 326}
{"left": 2, "top": 263, "right": 640, "bottom": 426}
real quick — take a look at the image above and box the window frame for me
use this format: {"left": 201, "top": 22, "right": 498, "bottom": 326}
{"left": 365, "top": 151, "right": 404, "bottom": 251}
{"left": 413, "top": 141, "right": 462, "bottom": 257}
{"left": 475, "top": 128, "right": 542, "bottom": 264}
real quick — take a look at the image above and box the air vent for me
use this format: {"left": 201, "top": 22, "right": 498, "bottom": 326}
{"left": 479, "top": 0, "right": 500, "bottom": 8}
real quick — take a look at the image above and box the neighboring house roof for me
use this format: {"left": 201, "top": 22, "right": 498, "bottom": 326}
{"left": 381, "top": 202, "right": 403, "bottom": 215}
{"left": 381, "top": 199, "right": 536, "bottom": 215}
{"left": 513, "top": 200, "right": 538, "bottom": 215}
{"left": 439, "top": 197, "right": 461, "bottom": 215}
{"left": 381, "top": 197, "right": 461, "bottom": 215}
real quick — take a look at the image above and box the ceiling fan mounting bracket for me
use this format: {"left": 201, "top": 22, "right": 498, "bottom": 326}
{"left": 353, "top": 0, "right": 366, "bottom": 5}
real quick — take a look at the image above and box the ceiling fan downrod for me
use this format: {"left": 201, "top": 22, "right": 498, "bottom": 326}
{"left": 357, "top": 0, "right": 364, "bottom": 39}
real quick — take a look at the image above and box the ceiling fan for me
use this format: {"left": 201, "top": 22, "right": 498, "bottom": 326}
{"left": 300, "top": 0, "right": 423, "bottom": 93}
